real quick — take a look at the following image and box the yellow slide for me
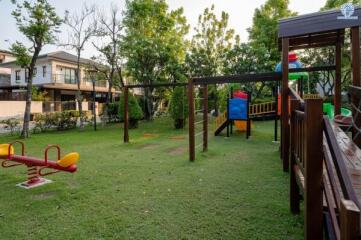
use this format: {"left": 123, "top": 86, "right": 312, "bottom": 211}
{"left": 0, "top": 144, "right": 14, "bottom": 158}
{"left": 234, "top": 121, "right": 253, "bottom": 132}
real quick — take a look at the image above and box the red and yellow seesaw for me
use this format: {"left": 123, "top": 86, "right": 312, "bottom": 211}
{"left": 0, "top": 141, "right": 79, "bottom": 189}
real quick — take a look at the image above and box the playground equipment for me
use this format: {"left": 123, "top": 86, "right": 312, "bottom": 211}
{"left": 0, "top": 141, "right": 79, "bottom": 189}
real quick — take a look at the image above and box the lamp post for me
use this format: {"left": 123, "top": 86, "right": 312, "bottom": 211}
{"left": 88, "top": 70, "right": 97, "bottom": 131}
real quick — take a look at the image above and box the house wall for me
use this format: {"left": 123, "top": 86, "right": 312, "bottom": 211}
{"left": 10, "top": 62, "right": 52, "bottom": 86}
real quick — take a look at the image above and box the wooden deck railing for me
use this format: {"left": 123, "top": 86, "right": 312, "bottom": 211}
{"left": 289, "top": 96, "right": 361, "bottom": 240}
{"left": 249, "top": 101, "right": 276, "bottom": 116}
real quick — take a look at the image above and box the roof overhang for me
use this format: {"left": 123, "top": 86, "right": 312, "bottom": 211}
{"left": 278, "top": 7, "right": 361, "bottom": 50}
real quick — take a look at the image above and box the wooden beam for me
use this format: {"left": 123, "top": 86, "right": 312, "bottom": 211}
{"left": 290, "top": 99, "right": 301, "bottom": 214}
{"left": 281, "top": 37, "right": 290, "bottom": 172}
{"left": 123, "top": 87, "right": 129, "bottom": 143}
{"left": 126, "top": 82, "right": 187, "bottom": 89}
{"left": 203, "top": 85, "right": 208, "bottom": 152}
{"left": 349, "top": 85, "right": 361, "bottom": 99}
{"left": 340, "top": 199, "right": 360, "bottom": 240}
{"left": 351, "top": 27, "right": 361, "bottom": 148}
{"left": 188, "top": 79, "right": 195, "bottom": 161}
{"left": 304, "top": 99, "right": 323, "bottom": 240}
{"left": 192, "top": 72, "right": 281, "bottom": 85}
{"left": 335, "top": 40, "right": 342, "bottom": 116}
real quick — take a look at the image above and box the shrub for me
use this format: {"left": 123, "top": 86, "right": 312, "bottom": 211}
{"left": 106, "top": 102, "right": 120, "bottom": 122}
{"left": 0, "top": 118, "right": 20, "bottom": 135}
{"left": 118, "top": 93, "right": 144, "bottom": 129}
{"left": 169, "top": 86, "right": 188, "bottom": 129}
{"left": 33, "top": 110, "right": 90, "bottom": 133}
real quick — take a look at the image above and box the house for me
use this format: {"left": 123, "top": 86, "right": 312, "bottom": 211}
{"left": 0, "top": 50, "right": 16, "bottom": 89}
{"left": 0, "top": 51, "right": 120, "bottom": 104}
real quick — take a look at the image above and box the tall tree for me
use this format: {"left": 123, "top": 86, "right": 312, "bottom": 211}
{"left": 186, "top": 5, "right": 238, "bottom": 115}
{"left": 60, "top": 4, "right": 97, "bottom": 129}
{"left": 91, "top": 4, "right": 124, "bottom": 123}
{"left": 121, "top": 0, "right": 189, "bottom": 120}
{"left": 10, "top": 0, "right": 62, "bottom": 138}
{"left": 248, "top": 0, "right": 296, "bottom": 66}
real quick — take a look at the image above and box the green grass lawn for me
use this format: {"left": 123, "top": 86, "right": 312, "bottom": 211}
{"left": 0, "top": 118, "right": 303, "bottom": 239}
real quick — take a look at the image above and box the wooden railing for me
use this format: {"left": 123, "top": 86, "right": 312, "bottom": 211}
{"left": 249, "top": 101, "right": 276, "bottom": 116}
{"left": 289, "top": 97, "right": 361, "bottom": 240}
{"left": 304, "top": 93, "right": 321, "bottom": 99}
{"left": 214, "top": 111, "right": 227, "bottom": 131}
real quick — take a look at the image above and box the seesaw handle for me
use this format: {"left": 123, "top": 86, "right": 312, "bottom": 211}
{"left": 44, "top": 145, "right": 61, "bottom": 166}
{"left": 8, "top": 141, "right": 25, "bottom": 159}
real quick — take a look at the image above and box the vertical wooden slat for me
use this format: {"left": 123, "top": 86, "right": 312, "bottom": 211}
{"left": 304, "top": 98, "right": 323, "bottom": 240}
{"left": 282, "top": 38, "right": 290, "bottom": 172}
{"left": 188, "top": 79, "right": 195, "bottom": 161}
{"left": 290, "top": 99, "right": 301, "bottom": 214}
{"left": 335, "top": 39, "right": 342, "bottom": 116}
{"left": 123, "top": 87, "right": 129, "bottom": 143}
{"left": 203, "top": 84, "right": 208, "bottom": 151}
{"left": 340, "top": 199, "right": 360, "bottom": 240}
{"left": 351, "top": 27, "right": 361, "bottom": 148}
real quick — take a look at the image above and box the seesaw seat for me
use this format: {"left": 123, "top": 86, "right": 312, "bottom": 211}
{"left": 0, "top": 144, "right": 14, "bottom": 157}
{"left": 57, "top": 152, "right": 80, "bottom": 167}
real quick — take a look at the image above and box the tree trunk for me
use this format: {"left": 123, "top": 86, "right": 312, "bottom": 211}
{"left": 144, "top": 87, "right": 153, "bottom": 120}
{"left": 21, "top": 47, "right": 41, "bottom": 138}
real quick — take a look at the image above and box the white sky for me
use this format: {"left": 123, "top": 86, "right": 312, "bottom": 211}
{"left": 0, "top": 0, "right": 327, "bottom": 58}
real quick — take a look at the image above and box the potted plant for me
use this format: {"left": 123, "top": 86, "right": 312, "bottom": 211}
{"left": 169, "top": 86, "right": 188, "bottom": 129}
{"left": 119, "top": 93, "right": 144, "bottom": 129}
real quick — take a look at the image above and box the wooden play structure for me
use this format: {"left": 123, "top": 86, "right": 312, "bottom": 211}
{"left": 278, "top": 6, "right": 361, "bottom": 240}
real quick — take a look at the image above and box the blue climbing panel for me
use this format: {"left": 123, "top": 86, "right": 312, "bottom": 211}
{"left": 228, "top": 98, "right": 248, "bottom": 120}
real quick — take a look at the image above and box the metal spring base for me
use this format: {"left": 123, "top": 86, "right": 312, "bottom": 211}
{"left": 16, "top": 166, "right": 52, "bottom": 189}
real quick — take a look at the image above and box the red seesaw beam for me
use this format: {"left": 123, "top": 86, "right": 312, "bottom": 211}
{"left": 7, "top": 155, "right": 77, "bottom": 173}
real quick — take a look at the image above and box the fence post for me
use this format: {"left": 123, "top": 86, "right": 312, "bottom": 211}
{"left": 123, "top": 87, "right": 129, "bottom": 143}
{"left": 340, "top": 199, "right": 360, "bottom": 240}
{"left": 304, "top": 98, "right": 323, "bottom": 240}
{"left": 290, "top": 99, "right": 301, "bottom": 214}
{"left": 188, "top": 79, "right": 195, "bottom": 161}
{"left": 203, "top": 84, "right": 208, "bottom": 152}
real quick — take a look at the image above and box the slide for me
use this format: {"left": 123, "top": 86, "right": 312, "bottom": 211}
{"left": 323, "top": 103, "right": 352, "bottom": 120}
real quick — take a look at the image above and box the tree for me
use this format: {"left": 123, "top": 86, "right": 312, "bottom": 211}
{"left": 121, "top": 0, "right": 189, "bottom": 120}
{"left": 186, "top": 5, "right": 238, "bottom": 115}
{"left": 248, "top": 0, "right": 296, "bottom": 66}
{"left": 91, "top": 4, "right": 124, "bottom": 124}
{"left": 169, "top": 86, "right": 188, "bottom": 129}
{"left": 118, "top": 93, "right": 143, "bottom": 129}
{"left": 223, "top": 43, "right": 274, "bottom": 99}
{"left": 10, "top": 0, "right": 62, "bottom": 138}
{"left": 60, "top": 4, "right": 97, "bottom": 130}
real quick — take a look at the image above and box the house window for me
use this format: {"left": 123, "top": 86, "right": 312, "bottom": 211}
{"left": 15, "top": 70, "right": 21, "bottom": 83}
{"left": 33, "top": 67, "right": 37, "bottom": 76}
{"left": 42, "top": 66, "right": 46, "bottom": 77}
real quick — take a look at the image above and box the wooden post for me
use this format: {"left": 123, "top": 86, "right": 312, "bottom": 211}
{"left": 274, "top": 84, "right": 279, "bottom": 142}
{"left": 123, "top": 87, "right": 129, "bottom": 143}
{"left": 247, "top": 92, "right": 251, "bottom": 139}
{"left": 335, "top": 40, "right": 342, "bottom": 116}
{"left": 290, "top": 99, "right": 301, "bottom": 214}
{"left": 340, "top": 199, "right": 360, "bottom": 240}
{"left": 188, "top": 79, "right": 195, "bottom": 161}
{"left": 281, "top": 38, "right": 290, "bottom": 172}
{"left": 203, "top": 84, "right": 208, "bottom": 152}
{"left": 304, "top": 98, "right": 323, "bottom": 240}
{"left": 351, "top": 27, "right": 361, "bottom": 148}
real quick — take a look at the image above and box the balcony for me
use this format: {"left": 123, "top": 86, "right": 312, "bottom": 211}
{"left": 84, "top": 79, "right": 107, "bottom": 88}
{"left": 52, "top": 74, "right": 77, "bottom": 85}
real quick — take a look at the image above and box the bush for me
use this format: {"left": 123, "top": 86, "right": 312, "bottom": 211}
{"left": 0, "top": 118, "right": 20, "bottom": 135}
{"left": 33, "top": 110, "right": 90, "bottom": 133}
{"left": 118, "top": 93, "right": 144, "bottom": 129}
{"left": 169, "top": 86, "right": 188, "bottom": 129}
{"left": 106, "top": 102, "right": 120, "bottom": 122}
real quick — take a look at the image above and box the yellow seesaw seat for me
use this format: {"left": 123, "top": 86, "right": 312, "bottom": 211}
{"left": 0, "top": 144, "right": 14, "bottom": 158}
{"left": 57, "top": 152, "right": 80, "bottom": 167}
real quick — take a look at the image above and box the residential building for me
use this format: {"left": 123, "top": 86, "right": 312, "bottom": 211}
{"left": 0, "top": 51, "right": 120, "bottom": 103}
{"left": 0, "top": 50, "right": 16, "bottom": 88}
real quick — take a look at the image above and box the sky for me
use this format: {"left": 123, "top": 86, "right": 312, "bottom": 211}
{"left": 0, "top": 0, "right": 326, "bottom": 58}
